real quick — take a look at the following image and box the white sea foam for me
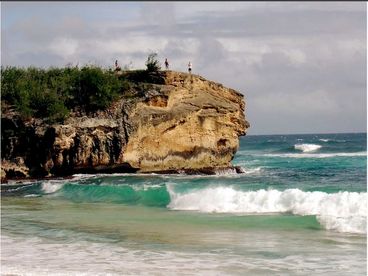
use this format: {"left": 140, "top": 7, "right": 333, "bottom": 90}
{"left": 262, "top": 152, "right": 366, "bottom": 158}
{"left": 167, "top": 186, "right": 367, "bottom": 234}
{"left": 214, "top": 167, "right": 238, "bottom": 175}
{"left": 294, "top": 143, "right": 322, "bottom": 152}
{"left": 132, "top": 184, "right": 163, "bottom": 191}
{"left": 4, "top": 184, "right": 35, "bottom": 192}
{"left": 41, "top": 181, "right": 64, "bottom": 194}
{"left": 189, "top": 167, "right": 262, "bottom": 177}
{"left": 2, "top": 233, "right": 365, "bottom": 276}
{"left": 5, "top": 180, "right": 37, "bottom": 185}
{"left": 318, "top": 138, "right": 347, "bottom": 143}
{"left": 72, "top": 173, "right": 92, "bottom": 178}
{"left": 24, "top": 194, "right": 41, "bottom": 198}
{"left": 72, "top": 173, "right": 98, "bottom": 180}
{"left": 238, "top": 167, "right": 262, "bottom": 174}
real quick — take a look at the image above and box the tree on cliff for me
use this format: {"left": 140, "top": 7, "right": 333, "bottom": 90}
{"left": 145, "top": 52, "right": 161, "bottom": 72}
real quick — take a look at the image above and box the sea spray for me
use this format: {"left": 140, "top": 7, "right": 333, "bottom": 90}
{"left": 233, "top": 167, "right": 262, "bottom": 175}
{"left": 294, "top": 144, "right": 322, "bottom": 152}
{"left": 41, "top": 181, "right": 65, "bottom": 194}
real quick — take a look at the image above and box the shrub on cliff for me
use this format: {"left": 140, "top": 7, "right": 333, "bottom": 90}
{"left": 145, "top": 52, "right": 161, "bottom": 72}
{"left": 1, "top": 66, "right": 126, "bottom": 121}
{"left": 16, "top": 75, "right": 69, "bottom": 122}
{"left": 1, "top": 66, "right": 25, "bottom": 103}
{"left": 78, "top": 66, "right": 121, "bottom": 111}
{"left": 1, "top": 67, "right": 70, "bottom": 122}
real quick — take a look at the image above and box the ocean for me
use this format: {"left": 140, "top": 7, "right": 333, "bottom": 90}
{"left": 1, "top": 133, "right": 366, "bottom": 275}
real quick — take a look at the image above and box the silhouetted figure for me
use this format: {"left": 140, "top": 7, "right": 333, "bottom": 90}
{"left": 165, "top": 58, "right": 169, "bottom": 70}
{"left": 115, "top": 60, "right": 121, "bottom": 71}
{"left": 188, "top": 61, "right": 192, "bottom": 73}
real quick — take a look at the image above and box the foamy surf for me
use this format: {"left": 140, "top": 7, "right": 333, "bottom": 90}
{"left": 214, "top": 167, "right": 262, "bottom": 176}
{"left": 237, "top": 167, "right": 262, "bottom": 174}
{"left": 132, "top": 184, "right": 164, "bottom": 191}
{"left": 294, "top": 143, "right": 322, "bottom": 152}
{"left": 41, "top": 181, "right": 64, "bottom": 194}
{"left": 319, "top": 138, "right": 347, "bottom": 143}
{"left": 167, "top": 186, "right": 367, "bottom": 234}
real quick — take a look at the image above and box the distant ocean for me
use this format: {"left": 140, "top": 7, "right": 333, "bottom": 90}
{"left": 1, "top": 133, "right": 366, "bottom": 275}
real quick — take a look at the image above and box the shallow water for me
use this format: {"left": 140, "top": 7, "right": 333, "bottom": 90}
{"left": 1, "top": 133, "right": 367, "bottom": 275}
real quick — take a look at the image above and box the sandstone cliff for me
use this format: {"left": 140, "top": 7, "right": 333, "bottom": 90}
{"left": 1, "top": 71, "right": 250, "bottom": 180}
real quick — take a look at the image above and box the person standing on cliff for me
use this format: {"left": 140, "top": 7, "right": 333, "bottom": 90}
{"left": 188, "top": 61, "right": 192, "bottom": 74}
{"left": 114, "top": 60, "right": 121, "bottom": 71}
{"left": 165, "top": 58, "right": 169, "bottom": 70}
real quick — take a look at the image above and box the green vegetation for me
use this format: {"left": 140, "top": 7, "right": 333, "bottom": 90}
{"left": 145, "top": 52, "right": 161, "bottom": 72}
{"left": 1, "top": 66, "right": 129, "bottom": 122}
{"left": 1, "top": 52, "right": 167, "bottom": 123}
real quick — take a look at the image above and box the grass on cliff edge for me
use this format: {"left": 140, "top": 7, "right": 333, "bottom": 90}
{"left": 1, "top": 66, "right": 137, "bottom": 123}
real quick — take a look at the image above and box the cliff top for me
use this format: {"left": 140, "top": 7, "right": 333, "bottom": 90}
{"left": 1, "top": 66, "right": 244, "bottom": 124}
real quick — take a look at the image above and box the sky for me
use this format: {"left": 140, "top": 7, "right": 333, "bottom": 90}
{"left": 1, "top": 2, "right": 366, "bottom": 135}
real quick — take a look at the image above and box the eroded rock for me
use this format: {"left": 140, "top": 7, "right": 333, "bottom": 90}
{"left": 1, "top": 71, "right": 249, "bottom": 179}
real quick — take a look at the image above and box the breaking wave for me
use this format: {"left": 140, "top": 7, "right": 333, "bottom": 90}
{"left": 41, "top": 181, "right": 65, "bottom": 194}
{"left": 294, "top": 144, "right": 322, "bottom": 152}
{"left": 167, "top": 186, "right": 366, "bottom": 234}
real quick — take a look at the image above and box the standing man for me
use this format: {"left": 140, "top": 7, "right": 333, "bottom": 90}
{"left": 165, "top": 58, "right": 169, "bottom": 70}
{"left": 188, "top": 61, "right": 192, "bottom": 73}
{"left": 115, "top": 60, "right": 121, "bottom": 71}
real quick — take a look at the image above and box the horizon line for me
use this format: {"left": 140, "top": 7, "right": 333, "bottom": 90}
{"left": 246, "top": 131, "right": 367, "bottom": 136}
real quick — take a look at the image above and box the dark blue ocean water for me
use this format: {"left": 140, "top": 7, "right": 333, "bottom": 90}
{"left": 233, "top": 133, "right": 367, "bottom": 193}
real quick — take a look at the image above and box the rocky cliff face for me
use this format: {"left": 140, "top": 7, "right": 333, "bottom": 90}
{"left": 1, "top": 71, "right": 249, "bottom": 181}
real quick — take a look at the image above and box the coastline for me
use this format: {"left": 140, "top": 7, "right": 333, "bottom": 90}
{"left": 1, "top": 165, "right": 245, "bottom": 186}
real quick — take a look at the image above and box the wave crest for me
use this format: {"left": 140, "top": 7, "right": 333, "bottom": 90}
{"left": 167, "top": 186, "right": 366, "bottom": 234}
{"left": 294, "top": 143, "right": 322, "bottom": 152}
{"left": 41, "top": 181, "right": 64, "bottom": 194}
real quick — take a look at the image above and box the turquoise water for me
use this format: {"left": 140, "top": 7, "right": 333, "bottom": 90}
{"left": 1, "top": 133, "right": 366, "bottom": 275}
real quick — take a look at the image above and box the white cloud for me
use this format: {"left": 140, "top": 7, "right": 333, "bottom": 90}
{"left": 253, "top": 89, "right": 340, "bottom": 114}
{"left": 95, "top": 36, "right": 167, "bottom": 55}
{"left": 2, "top": 2, "right": 366, "bottom": 134}
{"left": 49, "top": 37, "right": 79, "bottom": 57}
{"left": 282, "top": 49, "right": 306, "bottom": 66}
